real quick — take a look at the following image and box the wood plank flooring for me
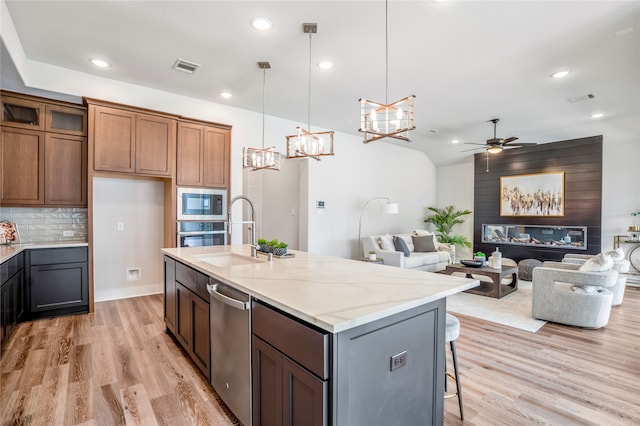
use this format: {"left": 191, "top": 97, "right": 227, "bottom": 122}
{"left": 2, "top": 287, "right": 639, "bottom": 425}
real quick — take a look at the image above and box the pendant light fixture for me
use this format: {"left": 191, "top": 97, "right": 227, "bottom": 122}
{"left": 359, "top": 0, "right": 415, "bottom": 143}
{"left": 286, "top": 23, "right": 334, "bottom": 161}
{"left": 243, "top": 62, "right": 282, "bottom": 171}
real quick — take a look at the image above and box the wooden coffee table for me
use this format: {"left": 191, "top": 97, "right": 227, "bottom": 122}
{"left": 444, "top": 263, "right": 518, "bottom": 299}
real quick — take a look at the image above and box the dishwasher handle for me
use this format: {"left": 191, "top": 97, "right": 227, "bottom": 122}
{"left": 207, "top": 282, "right": 249, "bottom": 310}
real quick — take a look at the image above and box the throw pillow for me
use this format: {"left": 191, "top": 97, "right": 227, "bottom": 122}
{"left": 412, "top": 235, "right": 436, "bottom": 252}
{"left": 393, "top": 235, "right": 410, "bottom": 257}
{"left": 605, "top": 247, "right": 625, "bottom": 261}
{"left": 378, "top": 234, "right": 395, "bottom": 251}
{"left": 413, "top": 229, "right": 433, "bottom": 237}
{"left": 579, "top": 253, "right": 613, "bottom": 272}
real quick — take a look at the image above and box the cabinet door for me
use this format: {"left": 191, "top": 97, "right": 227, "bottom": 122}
{"left": 1, "top": 126, "right": 44, "bottom": 205}
{"left": 175, "top": 282, "right": 192, "bottom": 350}
{"left": 44, "top": 133, "right": 87, "bottom": 206}
{"left": 252, "top": 336, "right": 284, "bottom": 426}
{"left": 176, "top": 122, "right": 204, "bottom": 186}
{"left": 92, "top": 105, "right": 136, "bottom": 173}
{"left": 190, "top": 294, "right": 210, "bottom": 379}
{"left": 45, "top": 104, "right": 87, "bottom": 136}
{"left": 1, "top": 276, "right": 16, "bottom": 347}
{"left": 283, "top": 357, "right": 327, "bottom": 426}
{"left": 136, "top": 114, "right": 176, "bottom": 177}
{"left": 202, "top": 126, "right": 230, "bottom": 188}
{"left": 164, "top": 257, "right": 177, "bottom": 334}
{"left": 30, "top": 262, "right": 88, "bottom": 313}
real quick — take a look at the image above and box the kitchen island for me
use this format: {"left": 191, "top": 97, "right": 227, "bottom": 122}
{"left": 162, "top": 245, "right": 478, "bottom": 426}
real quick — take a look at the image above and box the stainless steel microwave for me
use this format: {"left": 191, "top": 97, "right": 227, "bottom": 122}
{"left": 177, "top": 187, "right": 227, "bottom": 221}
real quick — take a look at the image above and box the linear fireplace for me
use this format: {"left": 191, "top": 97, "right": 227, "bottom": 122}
{"left": 482, "top": 224, "right": 587, "bottom": 250}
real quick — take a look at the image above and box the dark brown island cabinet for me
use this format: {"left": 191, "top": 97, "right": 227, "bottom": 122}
{"left": 163, "top": 257, "right": 446, "bottom": 426}
{"left": 164, "top": 256, "right": 211, "bottom": 380}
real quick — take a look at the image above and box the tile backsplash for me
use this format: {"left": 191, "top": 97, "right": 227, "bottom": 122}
{"left": 0, "top": 207, "right": 88, "bottom": 243}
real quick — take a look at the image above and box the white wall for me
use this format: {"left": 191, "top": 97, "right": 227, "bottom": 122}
{"left": 436, "top": 160, "right": 475, "bottom": 261}
{"left": 92, "top": 178, "right": 164, "bottom": 301}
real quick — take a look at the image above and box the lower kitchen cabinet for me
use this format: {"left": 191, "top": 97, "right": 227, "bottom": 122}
{"left": 170, "top": 258, "right": 210, "bottom": 379}
{"left": 1, "top": 252, "right": 25, "bottom": 351}
{"left": 164, "top": 256, "right": 177, "bottom": 334}
{"left": 252, "top": 301, "right": 329, "bottom": 426}
{"left": 27, "top": 247, "right": 88, "bottom": 318}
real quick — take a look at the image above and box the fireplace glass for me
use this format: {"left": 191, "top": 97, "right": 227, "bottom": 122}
{"left": 482, "top": 224, "right": 587, "bottom": 250}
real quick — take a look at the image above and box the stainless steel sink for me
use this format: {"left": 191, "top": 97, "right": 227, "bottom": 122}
{"left": 194, "top": 253, "right": 265, "bottom": 267}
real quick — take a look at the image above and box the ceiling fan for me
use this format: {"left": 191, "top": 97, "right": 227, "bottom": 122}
{"left": 463, "top": 118, "right": 537, "bottom": 153}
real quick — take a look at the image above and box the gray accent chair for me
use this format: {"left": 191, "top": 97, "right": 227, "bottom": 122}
{"left": 532, "top": 262, "right": 618, "bottom": 328}
{"left": 561, "top": 253, "right": 630, "bottom": 306}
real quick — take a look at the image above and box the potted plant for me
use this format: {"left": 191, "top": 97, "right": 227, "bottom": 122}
{"left": 257, "top": 238, "right": 268, "bottom": 252}
{"left": 474, "top": 251, "right": 487, "bottom": 263}
{"left": 424, "top": 205, "right": 472, "bottom": 263}
{"left": 368, "top": 250, "right": 377, "bottom": 261}
{"left": 273, "top": 241, "right": 288, "bottom": 256}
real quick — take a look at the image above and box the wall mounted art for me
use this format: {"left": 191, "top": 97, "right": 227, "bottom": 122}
{"left": 500, "top": 172, "right": 564, "bottom": 217}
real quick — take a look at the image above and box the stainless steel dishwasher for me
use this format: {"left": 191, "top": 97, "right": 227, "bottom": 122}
{"left": 207, "top": 279, "right": 251, "bottom": 426}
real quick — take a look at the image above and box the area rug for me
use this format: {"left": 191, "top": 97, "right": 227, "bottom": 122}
{"left": 446, "top": 280, "right": 547, "bottom": 332}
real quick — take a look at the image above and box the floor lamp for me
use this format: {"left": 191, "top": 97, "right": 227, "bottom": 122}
{"left": 358, "top": 197, "right": 399, "bottom": 257}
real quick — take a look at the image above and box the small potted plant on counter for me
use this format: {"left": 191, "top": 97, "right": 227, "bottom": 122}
{"left": 272, "top": 241, "right": 288, "bottom": 256}
{"left": 257, "top": 238, "right": 268, "bottom": 252}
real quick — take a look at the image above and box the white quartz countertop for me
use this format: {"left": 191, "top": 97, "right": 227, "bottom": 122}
{"left": 0, "top": 241, "right": 88, "bottom": 263}
{"left": 162, "top": 245, "right": 479, "bottom": 333}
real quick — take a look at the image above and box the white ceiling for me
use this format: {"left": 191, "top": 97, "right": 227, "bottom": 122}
{"left": 2, "top": 0, "right": 639, "bottom": 166}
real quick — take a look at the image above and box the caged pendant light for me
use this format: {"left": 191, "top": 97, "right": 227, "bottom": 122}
{"left": 286, "top": 23, "right": 334, "bottom": 161}
{"left": 243, "top": 62, "right": 282, "bottom": 171}
{"left": 359, "top": 0, "right": 415, "bottom": 143}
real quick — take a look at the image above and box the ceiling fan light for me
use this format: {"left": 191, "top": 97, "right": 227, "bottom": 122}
{"left": 487, "top": 146, "right": 503, "bottom": 154}
{"left": 551, "top": 69, "right": 571, "bottom": 79}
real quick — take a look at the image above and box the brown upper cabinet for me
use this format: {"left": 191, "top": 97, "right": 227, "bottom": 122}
{"left": 0, "top": 91, "right": 87, "bottom": 207}
{"left": 89, "top": 102, "right": 176, "bottom": 178}
{"left": 2, "top": 92, "right": 87, "bottom": 136}
{"left": 177, "top": 121, "right": 230, "bottom": 188}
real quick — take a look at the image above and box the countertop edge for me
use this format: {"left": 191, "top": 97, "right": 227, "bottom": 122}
{"left": 162, "top": 246, "right": 480, "bottom": 333}
{"left": 1, "top": 241, "right": 88, "bottom": 263}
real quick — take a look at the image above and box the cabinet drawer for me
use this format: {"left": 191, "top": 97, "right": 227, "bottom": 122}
{"left": 253, "top": 301, "right": 329, "bottom": 380}
{"left": 29, "top": 247, "right": 87, "bottom": 265}
{"left": 175, "top": 261, "right": 209, "bottom": 301}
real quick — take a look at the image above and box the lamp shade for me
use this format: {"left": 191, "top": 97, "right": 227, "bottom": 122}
{"left": 384, "top": 202, "right": 399, "bottom": 214}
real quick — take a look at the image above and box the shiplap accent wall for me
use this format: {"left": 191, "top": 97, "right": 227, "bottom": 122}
{"left": 473, "top": 135, "right": 603, "bottom": 262}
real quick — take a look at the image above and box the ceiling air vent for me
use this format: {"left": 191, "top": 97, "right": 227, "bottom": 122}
{"left": 567, "top": 93, "right": 595, "bottom": 103}
{"left": 172, "top": 58, "right": 201, "bottom": 74}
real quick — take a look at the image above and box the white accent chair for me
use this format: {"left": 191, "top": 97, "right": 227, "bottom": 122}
{"left": 562, "top": 253, "right": 630, "bottom": 306}
{"left": 532, "top": 262, "right": 618, "bottom": 328}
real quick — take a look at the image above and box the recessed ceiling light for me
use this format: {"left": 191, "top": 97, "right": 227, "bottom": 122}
{"left": 219, "top": 91, "right": 232, "bottom": 99}
{"left": 90, "top": 58, "right": 110, "bottom": 68}
{"left": 451, "top": 139, "right": 459, "bottom": 144}
{"left": 251, "top": 17, "right": 272, "bottom": 31}
{"left": 551, "top": 70, "right": 571, "bottom": 79}
{"left": 318, "top": 61, "right": 333, "bottom": 70}
{"left": 591, "top": 112, "right": 604, "bottom": 119}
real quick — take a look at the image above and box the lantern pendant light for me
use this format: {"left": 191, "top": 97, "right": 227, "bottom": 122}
{"left": 359, "top": 0, "right": 415, "bottom": 143}
{"left": 286, "top": 23, "right": 334, "bottom": 161}
{"left": 243, "top": 62, "right": 282, "bottom": 171}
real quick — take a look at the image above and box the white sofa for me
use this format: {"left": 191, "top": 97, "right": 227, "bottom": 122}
{"left": 363, "top": 232, "right": 451, "bottom": 272}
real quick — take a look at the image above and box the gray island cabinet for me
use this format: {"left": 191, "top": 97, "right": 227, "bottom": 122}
{"left": 162, "top": 245, "right": 478, "bottom": 426}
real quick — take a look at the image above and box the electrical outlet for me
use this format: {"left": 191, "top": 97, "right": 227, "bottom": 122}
{"left": 63, "top": 230, "right": 74, "bottom": 237}
{"left": 390, "top": 350, "right": 407, "bottom": 371}
{"left": 117, "top": 222, "right": 124, "bottom": 231}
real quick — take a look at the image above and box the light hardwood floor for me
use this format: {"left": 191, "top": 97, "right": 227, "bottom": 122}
{"left": 2, "top": 288, "right": 639, "bottom": 425}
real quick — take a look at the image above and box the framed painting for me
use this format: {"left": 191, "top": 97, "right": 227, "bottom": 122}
{"left": 500, "top": 172, "right": 564, "bottom": 217}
